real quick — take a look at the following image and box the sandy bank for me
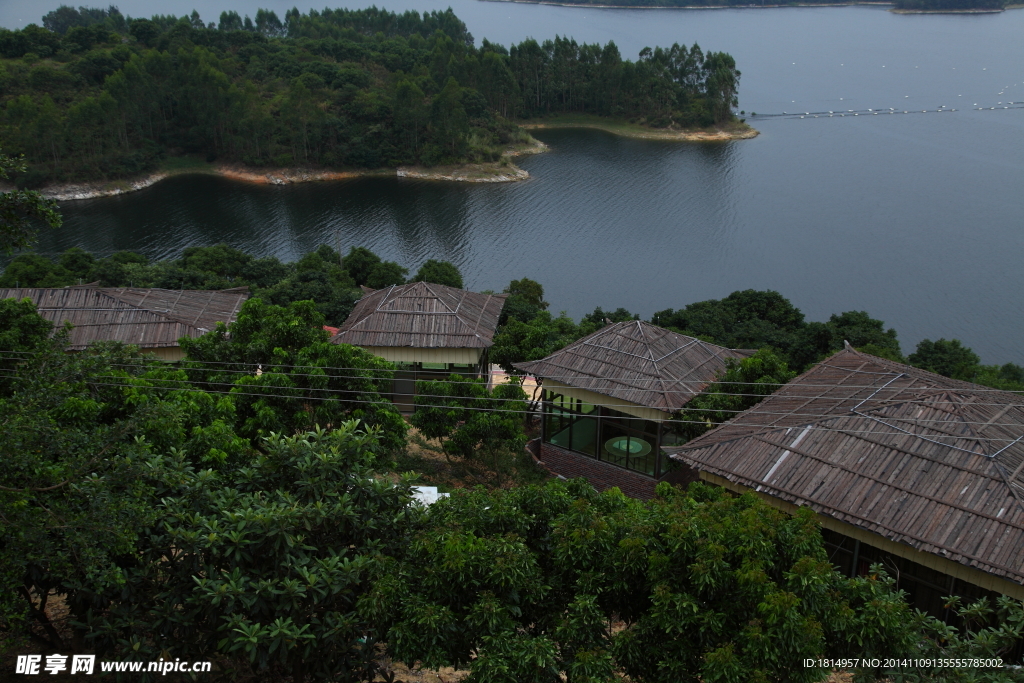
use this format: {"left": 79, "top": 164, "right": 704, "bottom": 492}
{"left": 521, "top": 119, "right": 759, "bottom": 142}
{"left": 33, "top": 138, "right": 550, "bottom": 201}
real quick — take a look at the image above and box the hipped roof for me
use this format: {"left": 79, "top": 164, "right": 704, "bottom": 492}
{"left": 330, "top": 282, "right": 506, "bottom": 349}
{"left": 667, "top": 348, "right": 1024, "bottom": 585}
{"left": 0, "top": 285, "right": 249, "bottom": 350}
{"left": 514, "top": 320, "right": 753, "bottom": 413}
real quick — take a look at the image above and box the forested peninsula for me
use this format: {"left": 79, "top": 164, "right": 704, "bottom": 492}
{"left": 0, "top": 5, "right": 747, "bottom": 192}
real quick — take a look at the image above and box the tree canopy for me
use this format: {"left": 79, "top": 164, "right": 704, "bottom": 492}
{"left": 0, "top": 150, "right": 61, "bottom": 252}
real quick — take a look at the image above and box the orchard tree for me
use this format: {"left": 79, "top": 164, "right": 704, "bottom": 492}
{"left": 410, "top": 374, "right": 528, "bottom": 481}
{"left": 0, "top": 307, "right": 246, "bottom": 647}
{"left": 83, "top": 425, "right": 419, "bottom": 682}
{"left": 180, "top": 297, "right": 406, "bottom": 451}
{"left": 361, "top": 479, "right": 926, "bottom": 683}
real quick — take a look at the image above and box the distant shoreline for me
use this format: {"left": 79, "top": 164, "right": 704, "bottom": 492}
{"left": 520, "top": 115, "right": 759, "bottom": 141}
{"left": 480, "top": 0, "right": 894, "bottom": 9}
{"left": 480, "top": 0, "right": 1009, "bottom": 11}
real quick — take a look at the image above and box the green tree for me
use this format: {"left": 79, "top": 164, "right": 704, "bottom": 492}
{"left": 411, "top": 259, "right": 464, "bottom": 288}
{"left": 0, "top": 150, "right": 62, "bottom": 253}
{"left": 428, "top": 77, "right": 470, "bottom": 161}
{"left": 179, "top": 297, "right": 407, "bottom": 451}
{"left": 500, "top": 276, "right": 549, "bottom": 325}
{"left": 362, "top": 479, "right": 923, "bottom": 683}
{"left": 908, "top": 338, "right": 981, "bottom": 379}
{"left": 0, "top": 311, "right": 246, "bottom": 646}
{"left": 365, "top": 260, "right": 408, "bottom": 289}
{"left": 410, "top": 374, "right": 528, "bottom": 479}
{"left": 81, "top": 425, "right": 417, "bottom": 682}
{"left": 490, "top": 311, "right": 582, "bottom": 378}
{"left": 674, "top": 348, "right": 796, "bottom": 441}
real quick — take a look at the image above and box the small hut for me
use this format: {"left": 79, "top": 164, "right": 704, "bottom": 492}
{"left": 665, "top": 347, "right": 1024, "bottom": 617}
{"left": 329, "top": 282, "right": 506, "bottom": 412}
{"left": 0, "top": 285, "right": 249, "bottom": 361}
{"left": 514, "top": 320, "right": 752, "bottom": 498}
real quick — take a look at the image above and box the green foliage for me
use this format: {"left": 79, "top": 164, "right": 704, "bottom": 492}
{"left": 411, "top": 259, "right": 464, "bottom": 288}
{"left": 674, "top": 348, "right": 796, "bottom": 441}
{"left": 362, "top": 479, "right": 925, "bottom": 682}
{"left": 910, "top": 338, "right": 983, "bottom": 379}
{"left": 886, "top": 595, "right": 1024, "bottom": 683}
{"left": 180, "top": 297, "right": 406, "bottom": 451}
{"left": 410, "top": 375, "right": 528, "bottom": 483}
{"left": 82, "top": 425, "right": 419, "bottom": 682}
{"left": 577, "top": 306, "right": 640, "bottom": 337}
{"left": 653, "top": 290, "right": 902, "bottom": 371}
{"left": 0, "top": 319, "right": 247, "bottom": 645}
{"left": 500, "top": 277, "right": 550, "bottom": 326}
{"left": 0, "top": 149, "right": 61, "bottom": 252}
{"left": 490, "top": 311, "right": 585, "bottom": 377}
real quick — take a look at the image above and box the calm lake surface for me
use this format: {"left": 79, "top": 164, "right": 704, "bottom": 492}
{"left": 3, "top": 2, "right": 1022, "bottom": 364}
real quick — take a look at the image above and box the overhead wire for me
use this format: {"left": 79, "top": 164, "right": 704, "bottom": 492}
{"left": 1, "top": 365, "right": 1022, "bottom": 440}
{"left": 0, "top": 349, "right": 1020, "bottom": 396}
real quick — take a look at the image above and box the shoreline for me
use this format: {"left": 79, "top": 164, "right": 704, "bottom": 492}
{"left": 26, "top": 139, "right": 549, "bottom": 202}
{"left": 20, "top": 121, "right": 762, "bottom": 202}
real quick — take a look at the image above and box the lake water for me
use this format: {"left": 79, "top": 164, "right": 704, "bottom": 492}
{"left": 3, "top": 1, "right": 1022, "bottom": 364}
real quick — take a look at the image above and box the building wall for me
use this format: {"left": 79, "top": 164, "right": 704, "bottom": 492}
{"left": 361, "top": 346, "right": 483, "bottom": 365}
{"left": 538, "top": 441, "right": 658, "bottom": 500}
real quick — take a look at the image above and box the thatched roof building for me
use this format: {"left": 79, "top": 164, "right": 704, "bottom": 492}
{"left": 515, "top": 321, "right": 753, "bottom": 493}
{"left": 329, "top": 282, "right": 507, "bottom": 412}
{"left": 0, "top": 285, "right": 249, "bottom": 361}
{"left": 515, "top": 320, "right": 753, "bottom": 420}
{"left": 666, "top": 347, "right": 1024, "bottom": 602}
{"left": 330, "top": 282, "right": 506, "bottom": 365}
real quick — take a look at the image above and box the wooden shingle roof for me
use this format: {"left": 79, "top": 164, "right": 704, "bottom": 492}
{"left": 0, "top": 286, "right": 248, "bottom": 350}
{"left": 667, "top": 348, "right": 1024, "bottom": 585}
{"left": 330, "top": 282, "right": 507, "bottom": 349}
{"left": 514, "top": 320, "right": 753, "bottom": 413}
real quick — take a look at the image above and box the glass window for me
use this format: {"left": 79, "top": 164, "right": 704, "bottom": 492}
{"left": 569, "top": 415, "right": 599, "bottom": 456}
{"left": 660, "top": 419, "right": 690, "bottom": 448}
{"left": 599, "top": 407, "right": 659, "bottom": 477}
{"left": 421, "top": 362, "right": 446, "bottom": 370}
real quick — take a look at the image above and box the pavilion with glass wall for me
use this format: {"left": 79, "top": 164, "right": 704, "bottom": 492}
{"left": 330, "top": 282, "right": 506, "bottom": 412}
{"left": 515, "top": 321, "right": 752, "bottom": 488}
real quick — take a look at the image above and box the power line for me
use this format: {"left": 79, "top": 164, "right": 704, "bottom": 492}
{"left": 2, "top": 369, "right": 1022, "bottom": 441}
{"left": 0, "top": 349, "right": 1020, "bottom": 395}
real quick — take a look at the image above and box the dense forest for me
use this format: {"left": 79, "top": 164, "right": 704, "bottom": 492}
{"left": 0, "top": 4, "right": 741, "bottom": 187}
